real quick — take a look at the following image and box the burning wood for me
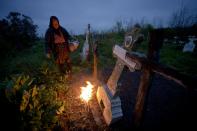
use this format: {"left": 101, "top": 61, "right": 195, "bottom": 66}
{"left": 80, "top": 81, "right": 94, "bottom": 102}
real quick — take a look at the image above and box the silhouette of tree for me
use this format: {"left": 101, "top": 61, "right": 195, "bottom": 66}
{"left": 0, "top": 12, "right": 38, "bottom": 57}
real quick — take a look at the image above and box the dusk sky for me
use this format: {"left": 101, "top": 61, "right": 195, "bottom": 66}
{"left": 0, "top": 0, "right": 197, "bottom": 36}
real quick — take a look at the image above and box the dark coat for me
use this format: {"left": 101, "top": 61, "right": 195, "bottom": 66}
{"left": 44, "top": 26, "right": 71, "bottom": 56}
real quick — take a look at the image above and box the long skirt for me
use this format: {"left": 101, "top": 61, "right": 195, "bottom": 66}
{"left": 54, "top": 44, "right": 71, "bottom": 73}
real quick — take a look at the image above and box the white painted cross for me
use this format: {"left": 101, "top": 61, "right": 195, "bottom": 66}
{"left": 81, "top": 25, "right": 90, "bottom": 61}
{"left": 97, "top": 45, "right": 141, "bottom": 125}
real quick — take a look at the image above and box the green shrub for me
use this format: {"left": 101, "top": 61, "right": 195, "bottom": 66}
{"left": 0, "top": 73, "right": 67, "bottom": 130}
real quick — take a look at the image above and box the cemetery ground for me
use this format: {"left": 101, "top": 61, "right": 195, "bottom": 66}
{"left": 0, "top": 34, "right": 197, "bottom": 130}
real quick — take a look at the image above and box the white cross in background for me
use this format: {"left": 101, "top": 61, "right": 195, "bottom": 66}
{"left": 183, "top": 36, "right": 197, "bottom": 53}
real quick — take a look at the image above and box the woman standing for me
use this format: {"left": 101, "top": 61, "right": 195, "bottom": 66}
{"left": 45, "top": 16, "right": 72, "bottom": 80}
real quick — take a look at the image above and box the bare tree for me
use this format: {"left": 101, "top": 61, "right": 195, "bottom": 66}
{"left": 169, "top": 5, "right": 197, "bottom": 28}
{"left": 139, "top": 17, "right": 148, "bottom": 28}
{"left": 152, "top": 16, "right": 163, "bottom": 28}
{"left": 113, "top": 20, "right": 124, "bottom": 33}
{"left": 125, "top": 18, "right": 134, "bottom": 32}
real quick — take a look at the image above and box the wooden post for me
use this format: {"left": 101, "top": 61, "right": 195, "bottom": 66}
{"left": 87, "top": 24, "right": 91, "bottom": 62}
{"left": 93, "top": 40, "right": 98, "bottom": 80}
{"left": 133, "top": 64, "right": 152, "bottom": 127}
{"left": 133, "top": 29, "right": 164, "bottom": 128}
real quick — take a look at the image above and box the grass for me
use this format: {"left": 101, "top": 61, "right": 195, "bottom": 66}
{"left": 94, "top": 34, "right": 197, "bottom": 77}
{"left": 160, "top": 44, "right": 197, "bottom": 76}
{"left": 131, "top": 40, "right": 197, "bottom": 77}
{"left": 1, "top": 33, "right": 196, "bottom": 83}
{"left": 0, "top": 40, "right": 54, "bottom": 77}
{"left": 97, "top": 33, "right": 124, "bottom": 68}
{"left": 0, "top": 39, "right": 86, "bottom": 80}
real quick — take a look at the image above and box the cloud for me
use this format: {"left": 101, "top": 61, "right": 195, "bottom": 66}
{"left": 0, "top": 0, "right": 197, "bottom": 35}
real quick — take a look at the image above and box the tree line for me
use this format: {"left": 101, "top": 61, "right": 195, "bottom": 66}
{"left": 104, "top": 6, "right": 197, "bottom": 40}
{"left": 0, "top": 12, "right": 38, "bottom": 58}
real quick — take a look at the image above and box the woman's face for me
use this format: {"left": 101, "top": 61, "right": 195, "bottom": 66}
{"left": 52, "top": 19, "right": 59, "bottom": 29}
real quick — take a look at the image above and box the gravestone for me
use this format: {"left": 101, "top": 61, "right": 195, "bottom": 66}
{"left": 96, "top": 45, "right": 141, "bottom": 125}
{"left": 96, "top": 26, "right": 143, "bottom": 125}
{"left": 183, "top": 36, "right": 196, "bottom": 53}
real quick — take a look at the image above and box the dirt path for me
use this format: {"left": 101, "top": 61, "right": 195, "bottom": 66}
{"left": 58, "top": 69, "right": 108, "bottom": 131}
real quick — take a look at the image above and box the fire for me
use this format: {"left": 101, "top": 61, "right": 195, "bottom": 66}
{"left": 80, "top": 81, "right": 94, "bottom": 102}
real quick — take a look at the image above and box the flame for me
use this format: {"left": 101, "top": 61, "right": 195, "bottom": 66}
{"left": 80, "top": 81, "right": 94, "bottom": 102}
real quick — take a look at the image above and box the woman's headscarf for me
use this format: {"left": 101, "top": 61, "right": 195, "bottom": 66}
{"left": 49, "top": 16, "right": 61, "bottom": 36}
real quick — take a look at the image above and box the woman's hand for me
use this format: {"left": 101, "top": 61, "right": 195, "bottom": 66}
{"left": 46, "top": 53, "right": 51, "bottom": 59}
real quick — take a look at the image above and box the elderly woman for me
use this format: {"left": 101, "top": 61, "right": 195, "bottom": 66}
{"left": 45, "top": 16, "right": 72, "bottom": 80}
